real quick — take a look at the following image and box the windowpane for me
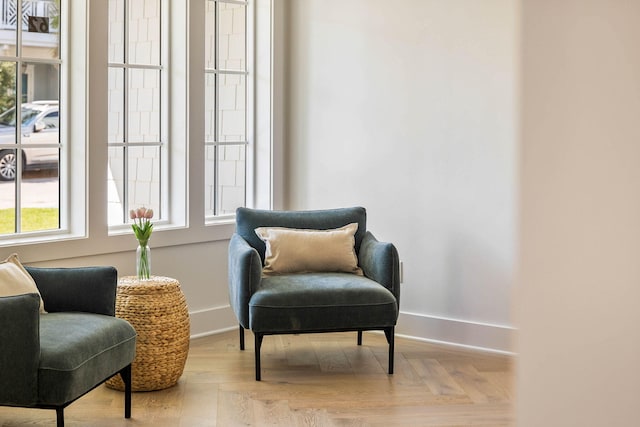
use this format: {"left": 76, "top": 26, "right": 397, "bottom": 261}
{"left": 127, "top": 146, "right": 160, "bottom": 214}
{"left": 0, "top": 178, "right": 16, "bottom": 234}
{"left": 22, "top": 0, "right": 60, "bottom": 60}
{"left": 218, "top": 73, "right": 245, "bottom": 142}
{"left": 204, "top": 0, "right": 216, "bottom": 69}
{"left": 22, "top": 121, "right": 59, "bottom": 158}
{"left": 127, "top": 68, "right": 160, "bottom": 143}
{"left": 217, "top": 2, "right": 245, "bottom": 71}
{"left": 108, "top": 67, "right": 125, "bottom": 143}
{"left": 128, "top": 0, "right": 160, "bottom": 66}
{"left": 20, "top": 149, "right": 59, "bottom": 232}
{"left": 217, "top": 144, "right": 245, "bottom": 215}
{"left": 204, "top": 72, "right": 215, "bottom": 142}
{"left": 23, "top": 147, "right": 59, "bottom": 172}
{"left": 0, "top": 61, "right": 17, "bottom": 139}
{"left": 204, "top": 144, "right": 215, "bottom": 217}
{"left": 1, "top": 0, "right": 18, "bottom": 56}
{"left": 108, "top": 146, "right": 125, "bottom": 224}
{"left": 0, "top": 148, "right": 18, "bottom": 181}
{"left": 23, "top": 62, "right": 59, "bottom": 103}
{"left": 21, "top": 63, "right": 60, "bottom": 165}
{"left": 108, "top": 0, "right": 125, "bottom": 63}
{"left": 204, "top": 144, "right": 246, "bottom": 217}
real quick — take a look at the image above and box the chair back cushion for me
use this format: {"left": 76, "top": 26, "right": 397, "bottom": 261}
{"left": 26, "top": 266, "right": 118, "bottom": 316}
{"left": 236, "top": 207, "right": 367, "bottom": 264}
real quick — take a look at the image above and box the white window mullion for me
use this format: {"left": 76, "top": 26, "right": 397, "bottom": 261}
{"left": 14, "top": 0, "right": 23, "bottom": 233}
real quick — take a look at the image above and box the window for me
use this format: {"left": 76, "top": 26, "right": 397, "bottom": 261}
{"left": 0, "top": 0, "right": 62, "bottom": 236}
{"left": 204, "top": 0, "right": 250, "bottom": 218}
{"left": 107, "top": 0, "right": 165, "bottom": 226}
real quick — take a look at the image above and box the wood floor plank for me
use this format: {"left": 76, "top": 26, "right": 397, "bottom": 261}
{"left": 313, "top": 340, "right": 352, "bottom": 374}
{"left": 251, "top": 398, "right": 296, "bottom": 426}
{"left": 282, "top": 334, "right": 320, "bottom": 368}
{"left": 179, "top": 381, "right": 219, "bottom": 425}
{"left": 410, "top": 358, "right": 467, "bottom": 396}
{"left": 0, "top": 330, "right": 514, "bottom": 426}
{"left": 343, "top": 345, "right": 386, "bottom": 375}
{"left": 440, "top": 362, "right": 510, "bottom": 404}
{"left": 217, "top": 390, "right": 254, "bottom": 426}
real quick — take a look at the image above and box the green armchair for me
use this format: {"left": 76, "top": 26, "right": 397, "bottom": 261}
{"left": 0, "top": 266, "right": 137, "bottom": 427}
{"left": 228, "top": 207, "right": 400, "bottom": 380}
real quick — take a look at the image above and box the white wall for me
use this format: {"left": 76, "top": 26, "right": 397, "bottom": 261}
{"left": 517, "top": 1, "right": 640, "bottom": 425}
{"left": 6, "top": 0, "right": 518, "bottom": 352}
{"left": 283, "top": 0, "right": 518, "bottom": 352}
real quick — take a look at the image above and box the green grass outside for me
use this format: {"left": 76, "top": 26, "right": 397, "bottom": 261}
{"left": 0, "top": 208, "right": 59, "bottom": 234}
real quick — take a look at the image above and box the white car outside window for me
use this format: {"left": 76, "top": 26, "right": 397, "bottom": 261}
{"left": 0, "top": 101, "right": 59, "bottom": 181}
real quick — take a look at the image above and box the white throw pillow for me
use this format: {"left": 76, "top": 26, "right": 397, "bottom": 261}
{"left": 0, "top": 253, "right": 46, "bottom": 313}
{"left": 254, "top": 223, "right": 363, "bottom": 276}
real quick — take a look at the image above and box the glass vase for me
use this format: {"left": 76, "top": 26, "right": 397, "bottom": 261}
{"left": 136, "top": 242, "right": 151, "bottom": 280}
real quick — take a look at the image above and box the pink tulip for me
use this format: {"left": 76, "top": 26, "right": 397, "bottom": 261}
{"left": 136, "top": 207, "right": 146, "bottom": 218}
{"left": 129, "top": 210, "right": 136, "bottom": 220}
{"left": 144, "top": 209, "right": 154, "bottom": 219}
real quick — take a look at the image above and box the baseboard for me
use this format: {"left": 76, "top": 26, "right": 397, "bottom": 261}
{"left": 397, "top": 311, "right": 516, "bottom": 355}
{"left": 187, "top": 305, "right": 516, "bottom": 355}
{"left": 189, "top": 305, "right": 237, "bottom": 339}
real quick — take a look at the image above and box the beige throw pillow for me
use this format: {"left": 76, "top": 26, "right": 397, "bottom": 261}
{"left": 255, "top": 223, "right": 363, "bottom": 276}
{"left": 0, "top": 253, "right": 46, "bottom": 313}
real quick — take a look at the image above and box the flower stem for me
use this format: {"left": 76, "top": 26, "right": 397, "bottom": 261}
{"left": 137, "top": 242, "right": 151, "bottom": 280}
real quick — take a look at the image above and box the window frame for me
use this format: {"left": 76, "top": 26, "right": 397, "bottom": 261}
{"left": 0, "top": 0, "right": 279, "bottom": 263}
{"left": 0, "top": 0, "right": 88, "bottom": 246}
{"left": 203, "top": 0, "right": 254, "bottom": 221}
{"left": 106, "top": 0, "right": 171, "bottom": 230}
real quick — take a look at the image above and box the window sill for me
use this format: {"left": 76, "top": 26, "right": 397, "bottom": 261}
{"left": 0, "top": 220, "right": 235, "bottom": 264}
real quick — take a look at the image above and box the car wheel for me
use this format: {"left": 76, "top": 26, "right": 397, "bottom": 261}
{"left": 0, "top": 150, "right": 18, "bottom": 181}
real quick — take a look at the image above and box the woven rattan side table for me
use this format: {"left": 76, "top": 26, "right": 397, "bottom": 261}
{"left": 106, "top": 276, "right": 190, "bottom": 391}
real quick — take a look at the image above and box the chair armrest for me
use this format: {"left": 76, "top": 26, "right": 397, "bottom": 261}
{"left": 0, "top": 293, "right": 40, "bottom": 405}
{"left": 25, "top": 266, "right": 118, "bottom": 316}
{"left": 228, "top": 233, "right": 263, "bottom": 328}
{"left": 359, "top": 231, "right": 400, "bottom": 304}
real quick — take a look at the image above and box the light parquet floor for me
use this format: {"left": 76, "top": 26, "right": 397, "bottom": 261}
{"left": 0, "top": 330, "right": 514, "bottom": 427}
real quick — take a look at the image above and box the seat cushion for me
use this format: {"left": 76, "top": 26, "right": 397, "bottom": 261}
{"left": 249, "top": 273, "right": 398, "bottom": 333}
{"left": 38, "top": 313, "right": 136, "bottom": 405}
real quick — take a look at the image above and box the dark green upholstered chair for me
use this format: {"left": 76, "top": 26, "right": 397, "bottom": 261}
{"left": 0, "top": 266, "right": 137, "bottom": 427}
{"left": 228, "top": 207, "right": 400, "bottom": 380}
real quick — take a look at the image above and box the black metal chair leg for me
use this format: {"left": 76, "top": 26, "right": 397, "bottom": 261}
{"left": 239, "top": 325, "right": 245, "bottom": 350}
{"left": 357, "top": 330, "right": 363, "bottom": 345}
{"left": 255, "top": 333, "right": 264, "bottom": 381}
{"left": 56, "top": 407, "right": 64, "bottom": 427}
{"left": 387, "top": 327, "right": 395, "bottom": 374}
{"left": 120, "top": 364, "right": 132, "bottom": 418}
